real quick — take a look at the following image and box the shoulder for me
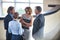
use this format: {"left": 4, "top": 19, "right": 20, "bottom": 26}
{"left": 4, "top": 15, "right": 8, "bottom": 19}
{"left": 6, "top": 14, "right": 11, "bottom": 17}
{"left": 9, "top": 20, "right": 13, "bottom": 24}
{"left": 30, "top": 16, "right": 33, "bottom": 20}
{"left": 17, "top": 22, "right": 22, "bottom": 27}
{"left": 38, "top": 14, "right": 44, "bottom": 17}
{"left": 4, "top": 15, "right": 9, "bottom": 20}
{"left": 18, "top": 22, "right": 21, "bottom": 25}
{"left": 17, "top": 21, "right": 21, "bottom": 25}
{"left": 22, "top": 14, "right": 25, "bottom": 17}
{"left": 21, "top": 14, "right": 26, "bottom": 19}
{"left": 4, "top": 14, "right": 11, "bottom": 19}
{"left": 20, "top": 14, "right": 25, "bottom": 18}
{"left": 38, "top": 14, "right": 45, "bottom": 21}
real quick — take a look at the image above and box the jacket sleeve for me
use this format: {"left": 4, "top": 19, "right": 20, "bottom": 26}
{"left": 4, "top": 15, "right": 12, "bottom": 30}
{"left": 4, "top": 16, "right": 8, "bottom": 30}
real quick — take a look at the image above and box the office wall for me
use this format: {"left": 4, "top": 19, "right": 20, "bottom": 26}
{"left": 43, "top": 0, "right": 60, "bottom": 40}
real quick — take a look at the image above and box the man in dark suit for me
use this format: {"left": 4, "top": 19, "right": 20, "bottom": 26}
{"left": 4, "top": 6, "right": 15, "bottom": 40}
{"left": 32, "top": 6, "right": 45, "bottom": 40}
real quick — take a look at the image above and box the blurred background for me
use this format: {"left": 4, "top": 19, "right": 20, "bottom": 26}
{"left": 0, "top": 0, "right": 60, "bottom": 40}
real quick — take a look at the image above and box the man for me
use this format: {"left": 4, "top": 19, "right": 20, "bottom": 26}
{"left": 32, "top": 6, "right": 45, "bottom": 40}
{"left": 4, "top": 6, "right": 15, "bottom": 40}
{"left": 8, "top": 12, "right": 24, "bottom": 40}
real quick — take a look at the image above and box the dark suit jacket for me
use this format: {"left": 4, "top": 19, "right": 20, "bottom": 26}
{"left": 32, "top": 14, "right": 45, "bottom": 35}
{"left": 4, "top": 14, "right": 13, "bottom": 30}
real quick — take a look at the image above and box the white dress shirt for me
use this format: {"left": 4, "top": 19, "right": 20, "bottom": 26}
{"left": 8, "top": 19, "right": 24, "bottom": 35}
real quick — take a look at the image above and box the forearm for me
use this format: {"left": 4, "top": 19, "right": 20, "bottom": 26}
{"left": 26, "top": 23, "right": 32, "bottom": 26}
{"left": 20, "top": 17, "right": 32, "bottom": 27}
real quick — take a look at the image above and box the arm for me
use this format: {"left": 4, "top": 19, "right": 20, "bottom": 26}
{"left": 4, "top": 18, "right": 7, "bottom": 30}
{"left": 20, "top": 17, "right": 27, "bottom": 25}
{"left": 20, "top": 16, "right": 33, "bottom": 27}
{"left": 4, "top": 16, "right": 9, "bottom": 30}
{"left": 4, "top": 15, "right": 13, "bottom": 30}
{"left": 26, "top": 17, "right": 33, "bottom": 27}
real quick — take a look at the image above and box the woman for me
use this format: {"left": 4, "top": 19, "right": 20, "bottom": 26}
{"left": 20, "top": 7, "right": 33, "bottom": 40}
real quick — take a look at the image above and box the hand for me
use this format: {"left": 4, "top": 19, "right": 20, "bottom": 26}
{"left": 26, "top": 24, "right": 31, "bottom": 28}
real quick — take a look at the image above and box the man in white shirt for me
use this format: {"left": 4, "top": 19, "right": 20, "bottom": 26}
{"left": 8, "top": 12, "right": 24, "bottom": 40}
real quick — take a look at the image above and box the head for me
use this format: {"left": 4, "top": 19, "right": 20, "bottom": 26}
{"left": 35, "top": 6, "right": 42, "bottom": 15}
{"left": 25, "top": 7, "right": 32, "bottom": 15}
{"left": 13, "top": 12, "right": 19, "bottom": 19}
{"left": 7, "top": 6, "right": 15, "bottom": 14}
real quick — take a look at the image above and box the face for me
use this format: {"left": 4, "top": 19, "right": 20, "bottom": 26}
{"left": 26, "top": 10, "right": 32, "bottom": 15}
{"left": 10, "top": 8, "right": 15, "bottom": 14}
{"left": 14, "top": 14, "right": 19, "bottom": 19}
{"left": 15, "top": 14, "right": 19, "bottom": 19}
{"left": 35, "top": 9, "right": 39, "bottom": 15}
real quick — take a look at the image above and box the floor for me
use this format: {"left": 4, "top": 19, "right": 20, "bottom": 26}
{"left": 0, "top": 20, "right": 60, "bottom": 40}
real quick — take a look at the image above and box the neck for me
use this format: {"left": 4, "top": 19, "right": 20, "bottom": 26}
{"left": 9, "top": 13, "right": 12, "bottom": 14}
{"left": 36, "top": 13, "right": 40, "bottom": 15}
{"left": 13, "top": 18, "right": 17, "bottom": 20}
{"left": 26, "top": 14, "right": 31, "bottom": 16}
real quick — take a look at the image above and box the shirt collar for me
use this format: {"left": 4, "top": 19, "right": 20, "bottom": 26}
{"left": 36, "top": 13, "right": 40, "bottom": 17}
{"left": 13, "top": 19, "right": 18, "bottom": 21}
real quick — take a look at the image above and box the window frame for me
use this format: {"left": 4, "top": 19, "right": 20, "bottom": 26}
{"left": 0, "top": 0, "right": 43, "bottom": 20}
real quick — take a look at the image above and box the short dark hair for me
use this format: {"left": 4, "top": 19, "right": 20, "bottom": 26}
{"left": 7, "top": 6, "right": 14, "bottom": 13}
{"left": 36, "top": 6, "right": 42, "bottom": 12}
{"left": 13, "top": 12, "right": 19, "bottom": 19}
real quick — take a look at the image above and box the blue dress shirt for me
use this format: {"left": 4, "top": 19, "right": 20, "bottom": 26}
{"left": 8, "top": 19, "right": 24, "bottom": 35}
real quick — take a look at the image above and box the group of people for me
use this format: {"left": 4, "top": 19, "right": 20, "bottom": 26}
{"left": 4, "top": 6, "right": 45, "bottom": 40}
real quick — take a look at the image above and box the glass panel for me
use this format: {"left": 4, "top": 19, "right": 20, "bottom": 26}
{"left": 30, "top": 4, "right": 43, "bottom": 15}
{"left": 0, "top": 2, "right": 1, "bottom": 17}
{"left": 15, "top": 3, "right": 29, "bottom": 16}
{"left": 16, "top": 0, "right": 29, "bottom": 2}
{"left": 2, "top": 3, "right": 14, "bottom": 17}
{"left": 30, "top": 0, "right": 43, "bottom": 3}
{"left": 0, "top": 0, "right": 1, "bottom": 2}
{"left": 2, "top": 0, "right": 14, "bottom": 2}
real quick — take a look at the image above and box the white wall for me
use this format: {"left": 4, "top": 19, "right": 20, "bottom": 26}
{"left": 43, "top": 0, "right": 60, "bottom": 40}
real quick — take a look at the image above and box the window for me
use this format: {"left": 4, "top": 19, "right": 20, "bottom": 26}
{"left": 2, "top": 0, "right": 14, "bottom": 2}
{"left": 2, "top": 3, "right": 14, "bottom": 17}
{"left": 0, "top": 0, "right": 2, "bottom": 17}
{"left": 15, "top": 3, "right": 29, "bottom": 16}
{"left": 30, "top": 0, "right": 43, "bottom": 3}
{"left": 16, "top": 0, "right": 29, "bottom": 2}
{"left": 30, "top": 4, "right": 43, "bottom": 15}
{"left": 0, "top": 0, "right": 43, "bottom": 17}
